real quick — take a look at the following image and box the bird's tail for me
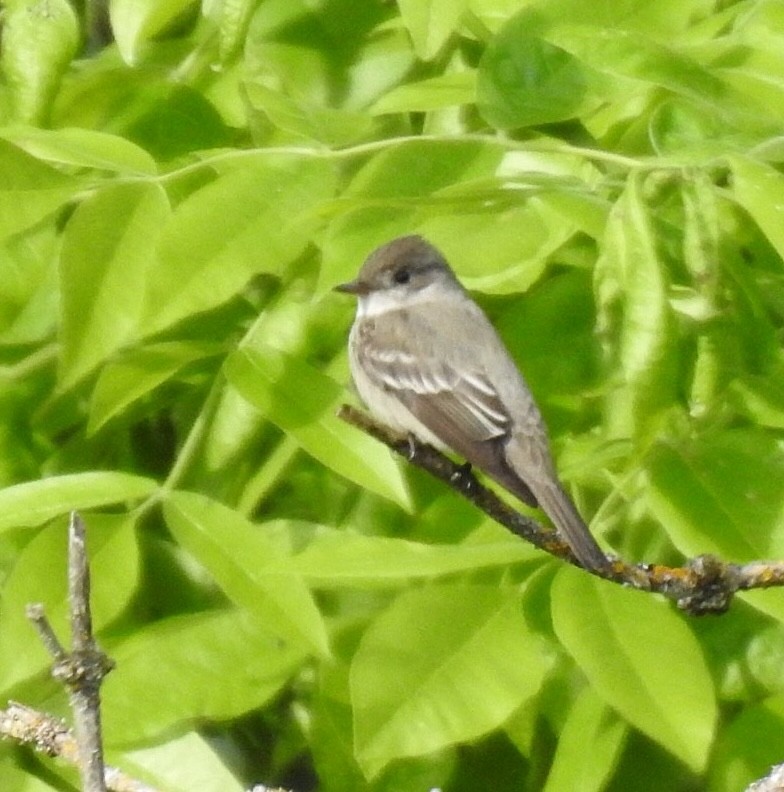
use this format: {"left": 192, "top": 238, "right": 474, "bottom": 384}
{"left": 462, "top": 441, "right": 608, "bottom": 571}
{"left": 533, "top": 481, "right": 608, "bottom": 571}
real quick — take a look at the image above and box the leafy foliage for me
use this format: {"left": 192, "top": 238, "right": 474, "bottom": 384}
{"left": 2, "top": 0, "right": 784, "bottom": 789}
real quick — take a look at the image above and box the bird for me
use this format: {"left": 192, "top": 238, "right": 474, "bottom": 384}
{"left": 334, "top": 234, "right": 609, "bottom": 571}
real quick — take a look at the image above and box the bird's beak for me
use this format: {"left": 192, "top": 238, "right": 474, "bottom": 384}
{"left": 334, "top": 278, "right": 369, "bottom": 296}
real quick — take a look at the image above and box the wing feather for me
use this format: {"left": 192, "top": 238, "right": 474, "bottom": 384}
{"left": 359, "top": 322, "right": 511, "bottom": 442}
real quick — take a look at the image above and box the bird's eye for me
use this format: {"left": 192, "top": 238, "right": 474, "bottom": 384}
{"left": 393, "top": 268, "right": 411, "bottom": 285}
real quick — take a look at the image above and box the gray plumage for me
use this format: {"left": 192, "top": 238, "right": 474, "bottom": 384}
{"left": 335, "top": 235, "right": 608, "bottom": 571}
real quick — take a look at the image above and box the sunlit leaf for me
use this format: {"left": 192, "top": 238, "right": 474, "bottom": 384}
{"left": 144, "top": 157, "right": 336, "bottom": 335}
{"left": 211, "top": 0, "right": 257, "bottom": 63}
{"left": 542, "top": 687, "right": 627, "bottom": 792}
{"left": 103, "top": 608, "right": 307, "bottom": 744}
{"left": 398, "top": 0, "right": 468, "bottom": 60}
{"left": 1, "top": 0, "right": 78, "bottom": 123}
{"left": 111, "top": 0, "right": 199, "bottom": 65}
{"left": 352, "top": 584, "right": 551, "bottom": 778}
{"left": 594, "top": 173, "right": 677, "bottom": 437}
{"left": 730, "top": 155, "right": 784, "bottom": 263}
{"left": 117, "top": 732, "right": 245, "bottom": 792}
{"left": 226, "top": 344, "right": 412, "bottom": 510}
{"left": 552, "top": 568, "right": 717, "bottom": 772}
{"left": 645, "top": 431, "right": 784, "bottom": 560}
{"left": 59, "top": 182, "right": 171, "bottom": 388}
{"left": 0, "top": 126, "right": 157, "bottom": 174}
{"left": 88, "top": 341, "right": 223, "bottom": 434}
{"left": 372, "top": 72, "right": 477, "bottom": 114}
{"left": 164, "top": 490, "right": 330, "bottom": 655}
{"left": 0, "top": 472, "right": 157, "bottom": 533}
{"left": 285, "top": 527, "right": 537, "bottom": 586}
{"left": 0, "top": 139, "right": 77, "bottom": 241}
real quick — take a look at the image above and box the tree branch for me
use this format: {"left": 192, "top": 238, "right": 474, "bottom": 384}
{"left": 338, "top": 405, "right": 784, "bottom": 615}
{"left": 0, "top": 702, "right": 158, "bottom": 792}
{"left": 22, "top": 513, "right": 115, "bottom": 791}
{"left": 61, "top": 511, "right": 116, "bottom": 791}
{"left": 746, "top": 762, "right": 784, "bottom": 792}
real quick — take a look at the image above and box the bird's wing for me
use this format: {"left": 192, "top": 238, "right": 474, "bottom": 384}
{"left": 357, "top": 310, "right": 511, "bottom": 443}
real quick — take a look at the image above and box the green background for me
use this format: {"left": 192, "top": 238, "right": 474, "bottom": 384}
{"left": 2, "top": 0, "right": 784, "bottom": 789}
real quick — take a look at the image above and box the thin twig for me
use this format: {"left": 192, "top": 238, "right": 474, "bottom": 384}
{"left": 745, "top": 762, "right": 784, "bottom": 792}
{"left": 0, "top": 702, "right": 158, "bottom": 792}
{"left": 23, "top": 512, "right": 115, "bottom": 791}
{"left": 337, "top": 404, "right": 784, "bottom": 615}
{"left": 26, "top": 603, "right": 67, "bottom": 662}
{"left": 60, "top": 512, "right": 114, "bottom": 791}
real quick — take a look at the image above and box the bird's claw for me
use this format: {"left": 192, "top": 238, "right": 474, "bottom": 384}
{"left": 450, "top": 461, "right": 473, "bottom": 489}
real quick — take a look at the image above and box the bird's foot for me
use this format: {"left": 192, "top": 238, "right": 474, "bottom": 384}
{"left": 451, "top": 461, "right": 474, "bottom": 490}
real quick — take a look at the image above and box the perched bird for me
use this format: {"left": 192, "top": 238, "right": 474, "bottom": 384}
{"left": 335, "top": 235, "right": 608, "bottom": 571}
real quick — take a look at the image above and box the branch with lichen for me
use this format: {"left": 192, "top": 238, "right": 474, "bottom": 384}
{"left": 21, "top": 512, "right": 115, "bottom": 792}
{"left": 0, "top": 701, "right": 156, "bottom": 792}
{"left": 338, "top": 405, "right": 784, "bottom": 616}
{"left": 1, "top": 513, "right": 295, "bottom": 792}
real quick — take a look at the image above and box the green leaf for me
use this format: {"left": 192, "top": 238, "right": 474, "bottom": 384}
{"left": 1, "top": 0, "right": 79, "bottom": 123}
{"left": 645, "top": 431, "right": 784, "bottom": 561}
{"left": 398, "top": 0, "right": 468, "bottom": 60}
{"left": 226, "top": 344, "right": 412, "bottom": 510}
{"left": 0, "top": 760, "right": 63, "bottom": 790}
{"left": 117, "top": 732, "right": 245, "bottom": 792}
{"left": 352, "top": 584, "right": 551, "bottom": 778}
{"left": 0, "top": 223, "right": 59, "bottom": 344}
{"left": 729, "top": 155, "right": 784, "bottom": 263}
{"left": 348, "top": 139, "right": 506, "bottom": 201}
{"left": 103, "top": 608, "right": 307, "bottom": 744}
{"left": 244, "top": 83, "right": 374, "bottom": 145}
{"left": 0, "top": 513, "right": 140, "bottom": 692}
{"left": 0, "top": 472, "right": 158, "bottom": 533}
{"left": 59, "top": 182, "right": 171, "bottom": 388}
{"left": 0, "top": 126, "right": 157, "bottom": 174}
{"left": 88, "top": 341, "right": 223, "bottom": 434}
{"left": 648, "top": 99, "right": 733, "bottom": 157}
{"left": 111, "top": 0, "right": 200, "bottom": 64}
{"left": 0, "top": 138, "right": 76, "bottom": 242}
{"left": 163, "top": 490, "right": 330, "bottom": 655}
{"left": 144, "top": 157, "right": 336, "bottom": 335}
{"left": 552, "top": 27, "right": 726, "bottom": 109}
{"left": 285, "top": 527, "right": 537, "bottom": 586}
{"left": 594, "top": 173, "right": 676, "bottom": 437}
{"left": 372, "top": 72, "right": 477, "bottom": 114}
{"left": 552, "top": 568, "right": 717, "bottom": 772}
{"left": 707, "top": 696, "right": 784, "bottom": 792}
{"left": 542, "top": 687, "right": 627, "bottom": 792}
{"left": 478, "top": 20, "right": 593, "bottom": 129}
{"left": 418, "top": 199, "right": 576, "bottom": 294}
{"left": 472, "top": 0, "right": 714, "bottom": 36}
{"left": 211, "top": 0, "right": 258, "bottom": 63}
{"left": 730, "top": 375, "right": 784, "bottom": 430}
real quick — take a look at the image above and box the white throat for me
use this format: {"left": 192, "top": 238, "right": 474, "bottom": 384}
{"left": 356, "top": 282, "right": 455, "bottom": 318}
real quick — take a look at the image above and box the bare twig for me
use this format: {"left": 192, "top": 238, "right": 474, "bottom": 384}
{"left": 26, "top": 602, "right": 67, "bottom": 661}
{"left": 338, "top": 404, "right": 784, "bottom": 615}
{"left": 23, "top": 512, "right": 115, "bottom": 791}
{"left": 59, "top": 512, "right": 115, "bottom": 791}
{"left": 745, "top": 762, "right": 784, "bottom": 792}
{"left": 248, "top": 787, "right": 296, "bottom": 792}
{"left": 0, "top": 702, "right": 158, "bottom": 792}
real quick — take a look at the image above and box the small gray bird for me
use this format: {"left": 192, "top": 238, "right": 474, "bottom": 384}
{"left": 335, "top": 235, "right": 608, "bottom": 571}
